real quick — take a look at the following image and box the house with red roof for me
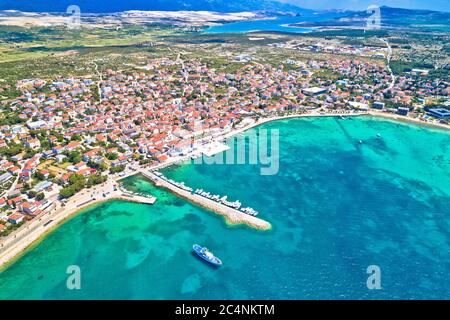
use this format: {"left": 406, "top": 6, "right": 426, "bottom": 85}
{"left": 19, "top": 172, "right": 31, "bottom": 182}
{"left": 95, "top": 134, "right": 107, "bottom": 142}
{"left": 156, "top": 154, "right": 168, "bottom": 163}
{"left": 77, "top": 167, "right": 96, "bottom": 177}
{"left": 23, "top": 163, "right": 36, "bottom": 174}
{"left": 65, "top": 141, "right": 82, "bottom": 151}
{"left": 111, "top": 155, "right": 128, "bottom": 167}
{"left": 8, "top": 213, "right": 25, "bottom": 224}
{"left": 25, "top": 138, "right": 41, "bottom": 150}
{"left": 2, "top": 162, "right": 14, "bottom": 170}
{"left": 8, "top": 196, "right": 23, "bottom": 208}
{"left": 74, "top": 162, "right": 87, "bottom": 171}
{"left": 53, "top": 145, "right": 65, "bottom": 154}
{"left": 83, "top": 148, "right": 102, "bottom": 162}
{"left": 19, "top": 201, "right": 41, "bottom": 215}
{"left": 8, "top": 166, "right": 20, "bottom": 175}
{"left": 60, "top": 172, "right": 73, "bottom": 185}
{"left": 40, "top": 169, "right": 50, "bottom": 179}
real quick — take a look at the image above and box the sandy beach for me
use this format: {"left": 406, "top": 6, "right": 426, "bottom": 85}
{"left": 367, "top": 110, "right": 449, "bottom": 131}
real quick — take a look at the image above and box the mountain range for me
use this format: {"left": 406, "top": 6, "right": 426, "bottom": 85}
{"left": 0, "top": 0, "right": 306, "bottom": 13}
{"left": 347, "top": 5, "right": 450, "bottom": 21}
{"left": 289, "top": 6, "right": 450, "bottom": 29}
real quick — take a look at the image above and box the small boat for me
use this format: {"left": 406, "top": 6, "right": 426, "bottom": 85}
{"left": 192, "top": 244, "right": 222, "bottom": 266}
{"left": 377, "top": 133, "right": 381, "bottom": 137}
{"left": 358, "top": 140, "right": 363, "bottom": 144}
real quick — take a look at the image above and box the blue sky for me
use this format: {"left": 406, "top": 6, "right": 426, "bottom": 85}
{"left": 280, "top": 0, "right": 450, "bottom": 12}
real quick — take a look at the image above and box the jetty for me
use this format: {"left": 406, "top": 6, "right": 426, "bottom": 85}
{"left": 139, "top": 169, "right": 271, "bottom": 230}
{"left": 117, "top": 193, "right": 157, "bottom": 205}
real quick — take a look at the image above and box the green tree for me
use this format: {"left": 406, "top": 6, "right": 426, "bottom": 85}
{"left": 59, "top": 187, "right": 76, "bottom": 199}
{"left": 68, "top": 151, "right": 82, "bottom": 164}
{"left": 87, "top": 174, "right": 107, "bottom": 187}
{"left": 110, "top": 165, "right": 125, "bottom": 174}
{"left": 106, "top": 152, "right": 118, "bottom": 160}
{"left": 71, "top": 134, "right": 82, "bottom": 141}
{"left": 27, "top": 190, "right": 37, "bottom": 198}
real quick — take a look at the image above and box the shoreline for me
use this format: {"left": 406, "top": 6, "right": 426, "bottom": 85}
{"left": 0, "top": 180, "right": 155, "bottom": 270}
{"left": 0, "top": 110, "right": 447, "bottom": 270}
{"left": 0, "top": 197, "right": 113, "bottom": 271}
{"left": 367, "top": 111, "right": 449, "bottom": 131}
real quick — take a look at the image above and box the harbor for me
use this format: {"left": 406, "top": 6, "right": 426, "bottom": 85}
{"left": 139, "top": 169, "right": 271, "bottom": 230}
{"left": 153, "top": 171, "right": 259, "bottom": 216}
{"left": 193, "top": 189, "right": 259, "bottom": 216}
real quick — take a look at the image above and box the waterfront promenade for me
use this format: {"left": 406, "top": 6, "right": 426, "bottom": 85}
{"left": 139, "top": 169, "right": 272, "bottom": 230}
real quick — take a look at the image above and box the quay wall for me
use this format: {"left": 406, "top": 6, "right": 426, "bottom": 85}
{"left": 139, "top": 170, "right": 271, "bottom": 230}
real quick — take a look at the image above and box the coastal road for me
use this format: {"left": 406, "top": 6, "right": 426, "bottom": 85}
{"left": 3, "top": 160, "right": 26, "bottom": 198}
{"left": 92, "top": 61, "right": 103, "bottom": 102}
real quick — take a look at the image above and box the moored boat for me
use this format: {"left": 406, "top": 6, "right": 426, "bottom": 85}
{"left": 192, "top": 244, "right": 222, "bottom": 266}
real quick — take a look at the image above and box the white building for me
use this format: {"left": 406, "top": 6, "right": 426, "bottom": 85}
{"left": 27, "top": 120, "right": 47, "bottom": 130}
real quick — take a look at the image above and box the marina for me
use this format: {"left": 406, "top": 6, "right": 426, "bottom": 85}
{"left": 194, "top": 189, "right": 258, "bottom": 216}
{"left": 139, "top": 169, "right": 271, "bottom": 230}
{"left": 154, "top": 171, "right": 259, "bottom": 216}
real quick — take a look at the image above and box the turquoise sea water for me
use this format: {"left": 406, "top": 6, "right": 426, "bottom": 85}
{"left": 0, "top": 116, "right": 449, "bottom": 299}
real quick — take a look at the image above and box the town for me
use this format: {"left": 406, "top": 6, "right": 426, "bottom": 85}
{"left": 0, "top": 36, "right": 448, "bottom": 247}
